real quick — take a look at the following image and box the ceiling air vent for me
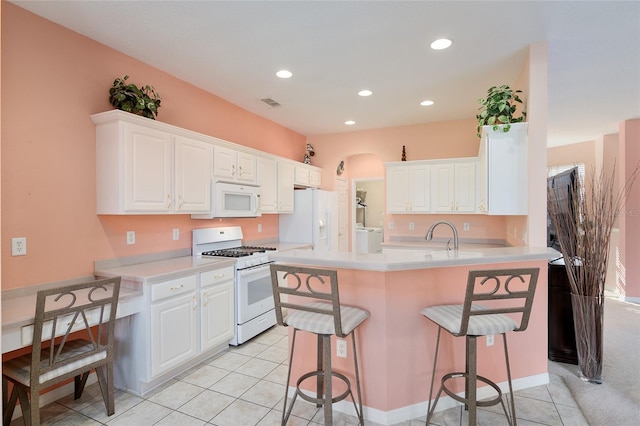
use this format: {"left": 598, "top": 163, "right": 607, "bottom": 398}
{"left": 260, "top": 98, "right": 281, "bottom": 107}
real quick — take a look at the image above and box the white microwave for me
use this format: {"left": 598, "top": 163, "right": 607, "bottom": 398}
{"left": 192, "top": 180, "right": 261, "bottom": 219}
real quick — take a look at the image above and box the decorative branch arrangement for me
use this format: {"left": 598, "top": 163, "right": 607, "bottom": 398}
{"left": 547, "top": 163, "right": 639, "bottom": 383}
{"left": 547, "top": 164, "right": 638, "bottom": 297}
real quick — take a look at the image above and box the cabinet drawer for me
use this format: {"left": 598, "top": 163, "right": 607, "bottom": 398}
{"left": 151, "top": 275, "right": 197, "bottom": 302}
{"left": 201, "top": 266, "right": 235, "bottom": 288}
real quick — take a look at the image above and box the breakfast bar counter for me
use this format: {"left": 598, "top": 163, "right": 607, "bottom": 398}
{"left": 269, "top": 247, "right": 552, "bottom": 425}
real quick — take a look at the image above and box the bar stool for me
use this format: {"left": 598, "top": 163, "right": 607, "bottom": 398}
{"left": 270, "top": 264, "right": 369, "bottom": 425}
{"left": 421, "top": 268, "right": 539, "bottom": 425}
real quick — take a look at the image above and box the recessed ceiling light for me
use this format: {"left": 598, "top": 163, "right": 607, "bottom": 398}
{"left": 420, "top": 100, "right": 434, "bottom": 106}
{"left": 358, "top": 89, "right": 373, "bottom": 97}
{"left": 430, "top": 38, "right": 452, "bottom": 50}
{"left": 276, "top": 70, "right": 293, "bottom": 79}
{"left": 345, "top": 120, "right": 356, "bottom": 125}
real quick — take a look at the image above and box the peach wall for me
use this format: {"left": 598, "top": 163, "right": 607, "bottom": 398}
{"left": 1, "top": 3, "right": 305, "bottom": 289}
{"left": 548, "top": 140, "right": 596, "bottom": 171}
{"left": 287, "top": 260, "right": 548, "bottom": 414}
{"left": 619, "top": 119, "right": 640, "bottom": 300}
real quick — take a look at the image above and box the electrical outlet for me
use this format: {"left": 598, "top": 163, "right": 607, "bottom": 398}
{"left": 409, "top": 222, "right": 415, "bottom": 230}
{"left": 463, "top": 222, "right": 470, "bottom": 231}
{"left": 127, "top": 231, "right": 136, "bottom": 245}
{"left": 258, "top": 223, "right": 262, "bottom": 233}
{"left": 173, "top": 228, "right": 180, "bottom": 241}
{"left": 336, "top": 339, "right": 347, "bottom": 358}
{"left": 388, "top": 222, "right": 394, "bottom": 230}
{"left": 486, "top": 334, "right": 494, "bottom": 346}
{"left": 11, "top": 237, "right": 27, "bottom": 256}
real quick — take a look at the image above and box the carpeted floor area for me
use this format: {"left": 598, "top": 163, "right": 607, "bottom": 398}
{"left": 549, "top": 296, "right": 640, "bottom": 426}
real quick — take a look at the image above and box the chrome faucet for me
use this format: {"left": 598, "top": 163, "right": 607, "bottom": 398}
{"left": 425, "top": 220, "right": 459, "bottom": 250}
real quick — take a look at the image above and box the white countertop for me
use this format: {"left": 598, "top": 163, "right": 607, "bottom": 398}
{"left": 94, "top": 256, "right": 236, "bottom": 284}
{"left": 270, "top": 246, "right": 558, "bottom": 271}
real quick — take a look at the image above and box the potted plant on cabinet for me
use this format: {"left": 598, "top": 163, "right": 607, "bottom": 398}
{"left": 108, "top": 75, "right": 161, "bottom": 119}
{"left": 476, "top": 84, "right": 526, "bottom": 137}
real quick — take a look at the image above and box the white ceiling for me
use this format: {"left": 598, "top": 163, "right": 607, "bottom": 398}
{"left": 11, "top": 0, "right": 640, "bottom": 147}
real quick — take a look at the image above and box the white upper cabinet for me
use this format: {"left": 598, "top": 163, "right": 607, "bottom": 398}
{"left": 93, "top": 111, "right": 212, "bottom": 214}
{"left": 478, "top": 123, "right": 528, "bottom": 215}
{"left": 257, "top": 156, "right": 278, "bottom": 213}
{"left": 293, "top": 163, "right": 321, "bottom": 188}
{"left": 277, "top": 161, "right": 295, "bottom": 213}
{"left": 92, "top": 110, "right": 320, "bottom": 215}
{"left": 174, "top": 135, "right": 212, "bottom": 213}
{"left": 431, "top": 160, "right": 477, "bottom": 213}
{"left": 213, "top": 146, "right": 257, "bottom": 183}
{"left": 386, "top": 162, "right": 430, "bottom": 213}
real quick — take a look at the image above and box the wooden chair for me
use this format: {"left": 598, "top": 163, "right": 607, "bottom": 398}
{"left": 270, "top": 264, "right": 369, "bottom": 425}
{"left": 2, "top": 277, "right": 121, "bottom": 426}
{"left": 421, "top": 268, "right": 539, "bottom": 425}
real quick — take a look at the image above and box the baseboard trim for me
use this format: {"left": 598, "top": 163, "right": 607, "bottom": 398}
{"left": 289, "top": 372, "right": 549, "bottom": 425}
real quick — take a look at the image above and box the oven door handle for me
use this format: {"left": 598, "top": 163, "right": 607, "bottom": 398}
{"left": 236, "top": 262, "right": 273, "bottom": 276}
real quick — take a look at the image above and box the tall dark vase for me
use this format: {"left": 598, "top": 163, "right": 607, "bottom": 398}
{"left": 570, "top": 293, "right": 604, "bottom": 384}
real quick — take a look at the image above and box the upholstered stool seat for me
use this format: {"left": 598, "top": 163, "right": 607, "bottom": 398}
{"left": 270, "top": 264, "right": 369, "bottom": 425}
{"left": 421, "top": 268, "right": 539, "bottom": 426}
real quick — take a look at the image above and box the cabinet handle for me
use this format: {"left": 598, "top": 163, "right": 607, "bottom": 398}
{"left": 239, "top": 166, "right": 243, "bottom": 176}
{"left": 170, "top": 284, "right": 184, "bottom": 291}
{"left": 193, "top": 295, "right": 197, "bottom": 311}
{"left": 213, "top": 274, "right": 225, "bottom": 279}
{"left": 178, "top": 195, "right": 183, "bottom": 210}
{"left": 202, "top": 292, "right": 208, "bottom": 307}
{"left": 231, "top": 165, "right": 236, "bottom": 176}
{"left": 167, "top": 194, "right": 172, "bottom": 209}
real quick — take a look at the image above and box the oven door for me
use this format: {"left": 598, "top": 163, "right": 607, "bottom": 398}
{"left": 235, "top": 263, "right": 274, "bottom": 324}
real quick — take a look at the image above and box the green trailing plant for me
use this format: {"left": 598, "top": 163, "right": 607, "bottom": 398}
{"left": 109, "top": 75, "right": 161, "bottom": 119}
{"left": 476, "top": 85, "right": 526, "bottom": 137}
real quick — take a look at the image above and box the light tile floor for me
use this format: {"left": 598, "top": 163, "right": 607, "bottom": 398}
{"left": 13, "top": 325, "right": 588, "bottom": 425}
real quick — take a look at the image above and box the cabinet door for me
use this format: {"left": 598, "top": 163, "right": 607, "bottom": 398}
{"left": 480, "top": 124, "right": 528, "bottom": 215}
{"left": 124, "top": 123, "right": 173, "bottom": 212}
{"left": 213, "top": 146, "right": 236, "bottom": 180}
{"left": 408, "top": 165, "right": 430, "bottom": 212}
{"left": 257, "top": 157, "right": 277, "bottom": 213}
{"left": 454, "top": 162, "right": 476, "bottom": 212}
{"left": 431, "top": 163, "right": 456, "bottom": 212}
{"left": 236, "top": 152, "right": 257, "bottom": 183}
{"left": 386, "top": 166, "right": 410, "bottom": 213}
{"left": 200, "top": 281, "right": 235, "bottom": 351}
{"left": 309, "top": 169, "right": 322, "bottom": 188}
{"left": 294, "top": 166, "right": 310, "bottom": 187}
{"left": 150, "top": 292, "right": 198, "bottom": 377}
{"left": 174, "top": 136, "right": 212, "bottom": 213}
{"left": 277, "top": 161, "right": 295, "bottom": 213}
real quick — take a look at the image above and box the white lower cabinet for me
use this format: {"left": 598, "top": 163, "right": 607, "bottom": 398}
{"left": 200, "top": 267, "right": 235, "bottom": 351}
{"left": 113, "top": 263, "right": 235, "bottom": 396}
{"left": 151, "top": 290, "right": 198, "bottom": 377}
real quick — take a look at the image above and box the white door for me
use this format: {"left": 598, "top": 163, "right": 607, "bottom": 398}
{"left": 200, "top": 282, "right": 235, "bottom": 351}
{"left": 124, "top": 123, "right": 173, "bottom": 212}
{"left": 150, "top": 292, "right": 198, "bottom": 377}
{"left": 337, "top": 178, "right": 348, "bottom": 252}
{"left": 174, "top": 135, "right": 211, "bottom": 213}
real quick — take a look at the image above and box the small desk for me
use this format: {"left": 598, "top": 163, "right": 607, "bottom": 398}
{"left": 2, "top": 276, "right": 144, "bottom": 354}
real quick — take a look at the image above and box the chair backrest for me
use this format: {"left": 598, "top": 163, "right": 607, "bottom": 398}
{"left": 270, "top": 264, "right": 348, "bottom": 337}
{"left": 30, "top": 277, "right": 121, "bottom": 385}
{"left": 459, "top": 268, "right": 539, "bottom": 336}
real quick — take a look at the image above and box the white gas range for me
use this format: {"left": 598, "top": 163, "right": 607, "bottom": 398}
{"left": 192, "top": 226, "right": 277, "bottom": 345}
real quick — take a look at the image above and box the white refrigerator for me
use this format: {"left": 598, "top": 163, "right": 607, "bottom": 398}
{"left": 279, "top": 188, "right": 338, "bottom": 252}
